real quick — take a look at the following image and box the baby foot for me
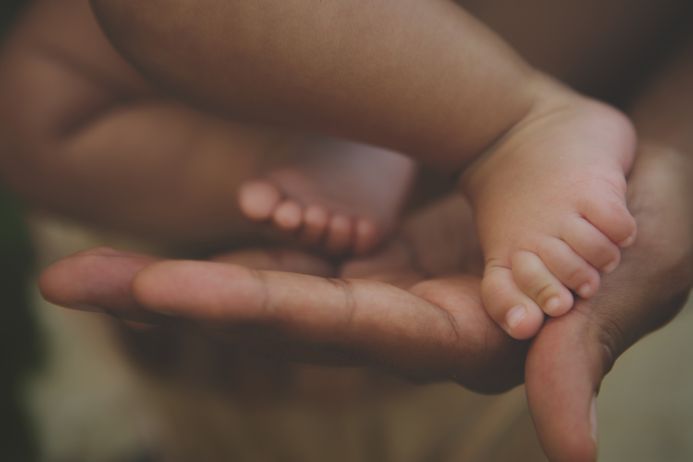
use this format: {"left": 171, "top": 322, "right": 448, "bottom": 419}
{"left": 239, "top": 137, "right": 415, "bottom": 256}
{"left": 462, "top": 92, "right": 637, "bottom": 340}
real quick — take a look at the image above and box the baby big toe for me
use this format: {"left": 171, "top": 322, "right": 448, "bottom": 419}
{"left": 561, "top": 217, "right": 622, "bottom": 273}
{"left": 581, "top": 193, "right": 637, "bottom": 248}
{"left": 511, "top": 250, "right": 574, "bottom": 317}
{"left": 536, "top": 237, "right": 601, "bottom": 299}
{"left": 482, "top": 264, "right": 545, "bottom": 340}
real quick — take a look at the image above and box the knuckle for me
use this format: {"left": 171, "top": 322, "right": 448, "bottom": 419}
{"left": 250, "top": 268, "right": 274, "bottom": 317}
{"left": 326, "top": 277, "right": 358, "bottom": 327}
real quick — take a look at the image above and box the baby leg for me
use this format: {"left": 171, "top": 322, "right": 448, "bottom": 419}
{"left": 1, "top": 0, "right": 415, "bottom": 253}
{"left": 0, "top": 0, "right": 288, "bottom": 245}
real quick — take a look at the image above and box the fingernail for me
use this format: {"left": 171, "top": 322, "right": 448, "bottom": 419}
{"left": 602, "top": 258, "right": 619, "bottom": 274}
{"left": 578, "top": 283, "right": 593, "bottom": 299}
{"left": 506, "top": 305, "right": 527, "bottom": 331}
{"left": 544, "top": 297, "right": 562, "bottom": 316}
{"left": 590, "top": 395, "right": 598, "bottom": 444}
{"left": 619, "top": 232, "right": 637, "bottom": 248}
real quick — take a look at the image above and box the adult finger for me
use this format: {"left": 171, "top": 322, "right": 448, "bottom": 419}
{"left": 39, "top": 247, "right": 159, "bottom": 316}
{"left": 39, "top": 246, "right": 334, "bottom": 317}
{"left": 131, "top": 261, "right": 523, "bottom": 387}
{"left": 525, "top": 306, "right": 603, "bottom": 462}
{"left": 212, "top": 247, "right": 335, "bottom": 276}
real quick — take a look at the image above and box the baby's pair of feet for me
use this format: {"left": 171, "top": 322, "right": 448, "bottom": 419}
{"left": 238, "top": 93, "right": 637, "bottom": 340}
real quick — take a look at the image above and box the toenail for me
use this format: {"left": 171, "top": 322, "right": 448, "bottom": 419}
{"left": 619, "top": 232, "right": 637, "bottom": 248}
{"left": 544, "top": 297, "right": 562, "bottom": 316}
{"left": 506, "top": 305, "right": 527, "bottom": 331}
{"left": 577, "top": 283, "right": 593, "bottom": 298}
{"left": 602, "top": 258, "right": 619, "bottom": 274}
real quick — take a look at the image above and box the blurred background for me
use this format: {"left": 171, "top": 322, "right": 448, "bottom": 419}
{"left": 0, "top": 186, "right": 38, "bottom": 462}
{"left": 1, "top": 3, "right": 41, "bottom": 462}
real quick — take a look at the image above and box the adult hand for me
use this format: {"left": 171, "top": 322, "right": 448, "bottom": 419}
{"left": 40, "top": 194, "right": 527, "bottom": 392}
{"left": 526, "top": 145, "right": 692, "bottom": 461}
{"left": 41, "top": 145, "right": 693, "bottom": 461}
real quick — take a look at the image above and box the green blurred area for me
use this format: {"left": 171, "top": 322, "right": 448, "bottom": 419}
{"left": 1, "top": 1, "right": 42, "bottom": 461}
{"left": 0, "top": 0, "right": 24, "bottom": 38}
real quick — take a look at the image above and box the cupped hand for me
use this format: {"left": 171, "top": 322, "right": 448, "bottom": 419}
{"left": 40, "top": 194, "right": 526, "bottom": 392}
{"left": 40, "top": 146, "right": 693, "bottom": 461}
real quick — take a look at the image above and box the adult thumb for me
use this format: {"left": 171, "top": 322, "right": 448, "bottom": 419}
{"left": 525, "top": 307, "right": 611, "bottom": 462}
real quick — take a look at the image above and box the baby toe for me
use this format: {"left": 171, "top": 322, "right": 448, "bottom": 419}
{"left": 580, "top": 192, "right": 637, "bottom": 248}
{"left": 353, "top": 218, "right": 380, "bottom": 256}
{"left": 561, "top": 218, "right": 621, "bottom": 273}
{"left": 238, "top": 180, "right": 282, "bottom": 221}
{"left": 482, "top": 262, "right": 545, "bottom": 340}
{"left": 301, "top": 205, "right": 330, "bottom": 245}
{"left": 536, "top": 237, "right": 601, "bottom": 298}
{"left": 511, "top": 250, "right": 574, "bottom": 317}
{"left": 272, "top": 200, "right": 304, "bottom": 232}
{"left": 325, "top": 214, "right": 354, "bottom": 255}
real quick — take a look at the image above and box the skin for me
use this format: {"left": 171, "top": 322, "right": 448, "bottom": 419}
{"left": 35, "top": 31, "right": 693, "bottom": 462}
{"left": 0, "top": 0, "right": 269, "bottom": 246}
{"left": 88, "top": 0, "right": 643, "bottom": 339}
{"left": 39, "top": 144, "right": 693, "bottom": 462}
{"left": 0, "top": 0, "right": 415, "bottom": 256}
{"left": 1, "top": 0, "right": 683, "bottom": 247}
{"left": 2, "top": 0, "right": 640, "bottom": 336}
{"left": 236, "top": 141, "right": 416, "bottom": 256}
{"left": 89, "top": 0, "right": 538, "bottom": 165}
{"left": 2, "top": 2, "right": 693, "bottom": 460}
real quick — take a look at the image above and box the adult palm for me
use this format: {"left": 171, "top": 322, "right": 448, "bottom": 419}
{"left": 41, "top": 146, "right": 693, "bottom": 462}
